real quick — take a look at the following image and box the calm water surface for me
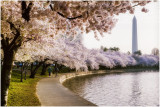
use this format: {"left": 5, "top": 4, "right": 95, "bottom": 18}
{"left": 63, "top": 69, "right": 159, "bottom": 106}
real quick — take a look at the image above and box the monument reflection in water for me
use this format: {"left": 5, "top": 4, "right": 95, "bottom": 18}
{"left": 63, "top": 69, "right": 159, "bottom": 106}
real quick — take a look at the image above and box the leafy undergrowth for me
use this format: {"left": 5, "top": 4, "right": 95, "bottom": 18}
{"left": 7, "top": 67, "right": 48, "bottom": 106}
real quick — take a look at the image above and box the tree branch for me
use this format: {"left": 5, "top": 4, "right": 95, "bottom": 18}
{"left": 21, "top": 1, "right": 33, "bottom": 22}
{"left": 57, "top": 12, "right": 83, "bottom": 20}
{"left": 23, "top": 38, "right": 33, "bottom": 42}
{"left": 7, "top": 21, "right": 21, "bottom": 50}
{"left": 7, "top": 21, "right": 19, "bottom": 36}
{"left": 22, "top": 1, "right": 27, "bottom": 11}
{"left": 1, "top": 34, "right": 7, "bottom": 49}
{"left": 49, "top": 4, "right": 83, "bottom": 20}
{"left": 49, "top": 4, "right": 53, "bottom": 11}
{"left": 12, "top": 38, "right": 23, "bottom": 51}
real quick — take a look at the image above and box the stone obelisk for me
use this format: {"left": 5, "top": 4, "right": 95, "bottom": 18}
{"left": 132, "top": 16, "right": 138, "bottom": 54}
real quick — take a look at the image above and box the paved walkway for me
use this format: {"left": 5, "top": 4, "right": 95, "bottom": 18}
{"left": 36, "top": 76, "right": 96, "bottom": 106}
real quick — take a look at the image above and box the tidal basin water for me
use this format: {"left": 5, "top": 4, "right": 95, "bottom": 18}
{"left": 63, "top": 69, "right": 159, "bottom": 106}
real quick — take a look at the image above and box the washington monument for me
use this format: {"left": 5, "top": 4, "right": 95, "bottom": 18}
{"left": 132, "top": 16, "right": 138, "bottom": 54}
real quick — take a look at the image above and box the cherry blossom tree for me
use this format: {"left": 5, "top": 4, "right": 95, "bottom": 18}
{"left": 15, "top": 41, "right": 46, "bottom": 78}
{"left": 133, "top": 54, "right": 159, "bottom": 67}
{"left": 41, "top": 34, "right": 88, "bottom": 72}
{"left": 1, "top": 1, "right": 51, "bottom": 105}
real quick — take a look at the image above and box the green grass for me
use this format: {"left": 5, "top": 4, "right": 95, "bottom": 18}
{"left": 7, "top": 66, "right": 48, "bottom": 106}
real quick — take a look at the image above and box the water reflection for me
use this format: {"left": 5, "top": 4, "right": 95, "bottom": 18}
{"left": 129, "top": 73, "right": 141, "bottom": 106}
{"left": 63, "top": 69, "right": 159, "bottom": 106}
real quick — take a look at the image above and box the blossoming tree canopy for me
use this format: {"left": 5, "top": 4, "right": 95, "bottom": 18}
{"left": 48, "top": 1, "right": 150, "bottom": 38}
{"left": 1, "top": 1, "right": 150, "bottom": 43}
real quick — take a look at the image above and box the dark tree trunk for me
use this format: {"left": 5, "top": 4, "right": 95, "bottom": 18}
{"left": 1, "top": 50, "right": 15, "bottom": 106}
{"left": 20, "top": 64, "right": 23, "bottom": 82}
{"left": 30, "top": 63, "right": 33, "bottom": 72}
{"left": 20, "top": 62, "right": 27, "bottom": 82}
{"left": 1, "top": 60, "right": 3, "bottom": 66}
{"left": 24, "top": 62, "right": 29, "bottom": 80}
{"left": 58, "top": 64, "right": 63, "bottom": 72}
{"left": 41, "top": 63, "right": 50, "bottom": 75}
{"left": 1, "top": 30, "right": 21, "bottom": 106}
{"left": 54, "top": 62, "right": 58, "bottom": 77}
{"left": 1, "top": 1, "right": 33, "bottom": 106}
{"left": 41, "top": 63, "right": 46, "bottom": 75}
{"left": 30, "top": 62, "right": 43, "bottom": 78}
{"left": 24, "top": 70, "right": 27, "bottom": 80}
{"left": 30, "top": 63, "right": 34, "bottom": 78}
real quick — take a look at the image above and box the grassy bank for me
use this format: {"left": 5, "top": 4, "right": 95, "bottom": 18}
{"left": 7, "top": 67, "right": 48, "bottom": 106}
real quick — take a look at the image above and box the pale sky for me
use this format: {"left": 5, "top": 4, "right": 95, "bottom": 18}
{"left": 83, "top": 2, "right": 159, "bottom": 54}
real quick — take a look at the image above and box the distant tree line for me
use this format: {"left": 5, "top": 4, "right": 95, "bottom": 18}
{"left": 101, "top": 46, "right": 120, "bottom": 52}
